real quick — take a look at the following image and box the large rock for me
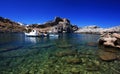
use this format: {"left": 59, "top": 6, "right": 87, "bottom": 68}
{"left": 65, "top": 57, "right": 82, "bottom": 64}
{"left": 55, "top": 49, "right": 77, "bottom": 57}
{"left": 98, "top": 50, "right": 117, "bottom": 61}
{"left": 52, "top": 18, "right": 73, "bottom": 33}
{"left": 98, "top": 33, "right": 120, "bottom": 48}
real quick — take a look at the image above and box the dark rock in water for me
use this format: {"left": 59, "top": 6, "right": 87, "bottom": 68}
{"left": 98, "top": 49, "right": 117, "bottom": 61}
{"left": 0, "top": 46, "right": 23, "bottom": 53}
{"left": 57, "top": 44, "right": 72, "bottom": 48}
{"left": 87, "top": 42, "right": 97, "bottom": 47}
{"left": 66, "top": 57, "right": 82, "bottom": 64}
{"left": 55, "top": 49, "right": 77, "bottom": 57}
{"left": 40, "top": 44, "right": 54, "bottom": 48}
{"left": 86, "top": 66, "right": 99, "bottom": 71}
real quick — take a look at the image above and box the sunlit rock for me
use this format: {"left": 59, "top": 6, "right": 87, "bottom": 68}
{"left": 98, "top": 33, "right": 120, "bottom": 48}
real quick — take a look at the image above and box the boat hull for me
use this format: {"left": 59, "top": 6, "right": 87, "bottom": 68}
{"left": 25, "top": 33, "right": 40, "bottom": 37}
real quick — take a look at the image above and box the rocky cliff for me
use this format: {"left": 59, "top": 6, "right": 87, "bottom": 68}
{"left": 0, "top": 16, "right": 26, "bottom": 32}
{"left": 27, "top": 17, "right": 78, "bottom": 33}
{"left": 0, "top": 16, "right": 119, "bottom": 34}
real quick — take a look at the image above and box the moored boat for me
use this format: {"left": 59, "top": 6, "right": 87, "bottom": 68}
{"left": 25, "top": 29, "right": 40, "bottom": 37}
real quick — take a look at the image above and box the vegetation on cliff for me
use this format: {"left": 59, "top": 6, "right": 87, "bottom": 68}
{"left": 0, "top": 17, "right": 26, "bottom": 32}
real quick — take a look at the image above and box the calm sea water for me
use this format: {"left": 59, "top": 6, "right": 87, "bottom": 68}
{"left": 0, "top": 33, "right": 120, "bottom": 74}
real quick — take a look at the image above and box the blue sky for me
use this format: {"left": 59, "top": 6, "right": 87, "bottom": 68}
{"left": 0, "top": 0, "right": 120, "bottom": 28}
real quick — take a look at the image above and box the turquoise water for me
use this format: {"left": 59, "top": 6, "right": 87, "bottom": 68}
{"left": 0, "top": 33, "right": 120, "bottom": 74}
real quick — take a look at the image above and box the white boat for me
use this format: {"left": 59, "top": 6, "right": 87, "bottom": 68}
{"left": 49, "top": 34, "right": 59, "bottom": 37}
{"left": 25, "top": 29, "right": 49, "bottom": 37}
{"left": 25, "top": 29, "right": 40, "bottom": 37}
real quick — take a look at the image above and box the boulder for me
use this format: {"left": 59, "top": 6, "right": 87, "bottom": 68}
{"left": 98, "top": 33, "right": 120, "bottom": 49}
{"left": 98, "top": 50, "right": 117, "bottom": 61}
{"left": 56, "top": 18, "right": 73, "bottom": 33}
{"left": 65, "top": 57, "right": 82, "bottom": 64}
{"left": 87, "top": 42, "right": 97, "bottom": 47}
{"left": 55, "top": 49, "right": 77, "bottom": 57}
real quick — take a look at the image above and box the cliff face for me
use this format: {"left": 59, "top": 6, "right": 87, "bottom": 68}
{"left": 0, "top": 17, "right": 26, "bottom": 32}
{"left": 27, "top": 17, "right": 78, "bottom": 33}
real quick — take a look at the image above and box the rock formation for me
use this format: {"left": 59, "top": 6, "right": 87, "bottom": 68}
{"left": 98, "top": 49, "right": 118, "bottom": 61}
{"left": 105, "top": 26, "right": 120, "bottom": 33}
{"left": 28, "top": 17, "right": 78, "bottom": 33}
{"left": 0, "top": 16, "right": 78, "bottom": 33}
{"left": 98, "top": 33, "right": 120, "bottom": 49}
{"left": 75, "top": 25, "right": 120, "bottom": 34}
{"left": 75, "top": 25, "right": 105, "bottom": 34}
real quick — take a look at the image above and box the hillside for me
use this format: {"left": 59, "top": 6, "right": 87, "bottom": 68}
{"left": 0, "top": 16, "right": 119, "bottom": 34}
{"left": 75, "top": 25, "right": 120, "bottom": 34}
{"left": 0, "top": 17, "right": 26, "bottom": 32}
{"left": 0, "top": 16, "right": 78, "bottom": 33}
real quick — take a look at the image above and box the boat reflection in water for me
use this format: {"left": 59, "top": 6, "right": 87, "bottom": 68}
{"left": 25, "top": 37, "right": 39, "bottom": 44}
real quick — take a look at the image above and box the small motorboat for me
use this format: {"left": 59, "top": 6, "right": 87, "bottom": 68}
{"left": 25, "top": 29, "right": 49, "bottom": 37}
{"left": 25, "top": 29, "right": 41, "bottom": 37}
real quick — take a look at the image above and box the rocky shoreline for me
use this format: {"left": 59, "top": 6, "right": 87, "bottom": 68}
{"left": 0, "top": 16, "right": 120, "bottom": 34}
{"left": 75, "top": 25, "right": 120, "bottom": 34}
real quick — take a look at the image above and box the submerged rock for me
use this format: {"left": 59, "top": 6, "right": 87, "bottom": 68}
{"left": 87, "top": 42, "right": 97, "bottom": 47}
{"left": 86, "top": 66, "right": 99, "bottom": 71}
{"left": 40, "top": 44, "right": 54, "bottom": 48}
{"left": 98, "top": 49, "right": 117, "bottom": 61}
{"left": 55, "top": 49, "right": 77, "bottom": 57}
{"left": 86, "top": 61, "right": 100, "bottom": 71}
{"left": 57, "top": 44, "right": 73, "bottom": 48}
{"left": 66, "top": 57, "right": 82, "bottom": 64}
{"left": 71, "top": 67, "right": 80, "bottom": 74}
